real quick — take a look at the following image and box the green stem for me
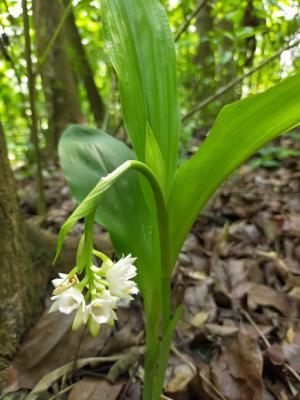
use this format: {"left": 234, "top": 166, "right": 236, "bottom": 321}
{"left": 84, "top": 211, "right": 95, "bottom": 292}
{"left": 95, "top": 160, "right": 172, "bottom": 399}
{"left": 57, "top": 159, "right": 172, "bottom": 400}
{"left": 92, "top": 249, "right": 112, "bottom": 263}
{"left": 126, "top": 161, "right": 171, "bottom": 399}
{"left": 129, "top": 161, "right": 171, "bottom": 334}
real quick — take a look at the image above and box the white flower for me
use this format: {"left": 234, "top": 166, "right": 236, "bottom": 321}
{"left": 50, "top": 287, "right": 85, "bottom": 315}
{"left": 51, "top": 273, "right": 78, "bottom": 295}
{"left": 87, "top": 290, "right": 118, "bottom": 325}
{"left": 105, "top": 254, "right": 138, "bottom": 300}
{"left": 72, "top": 303, "right": 88, "bottom": 331}
{"left": 52, "top": 273, "right": 68, "bottom": 288}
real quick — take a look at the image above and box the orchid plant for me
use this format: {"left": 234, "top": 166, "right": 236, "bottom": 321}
{"left": 52, "top": 0, "right": 300, "bottom": 399}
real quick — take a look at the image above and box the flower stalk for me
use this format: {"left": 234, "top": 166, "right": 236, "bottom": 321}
{"left": 54, "top": 159, "right": 176, "bottom": 398}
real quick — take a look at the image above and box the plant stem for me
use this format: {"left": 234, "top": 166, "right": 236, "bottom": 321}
{"left": 131, "top": 161, "right": 172, "bottom": 333}
{"left": 57, "top": 159, "right": 173, "bottom": 400}
{"left": 84, "top": 211, "right": 96, "bottom": 289}
{"left": 128, "top": 161, "right": 172, "bottom": 399}
{"left": 22, "top": 0, "right": 46, "bottom": 218}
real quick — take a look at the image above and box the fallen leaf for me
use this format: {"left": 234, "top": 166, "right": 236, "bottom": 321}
{"left": 265, "top": 344, "right": 285, "bottom": 366}
{"left": 282, "top": 344, "right": 300, "bottom": 373}
{"left": 184, "top": 283, "right": 216, "bottom": 321}
{"left": 247, "top": 283, "right": 291, "bottom": 316}
{"left": 205, "top": 324, "right": 239, "bottom": 338}
{"left": 5, "top": 302, "right": 114, "bottom": 391}
{"left": 190, "top": 311, "right": 209, "bottom": 328}
{"left": 165, "top": 364, "right": 195, "bottom": 393}
{"left": 23, "top": 356, "right": 121, "bottom": 400}
{"left": 68, "top": 378, "right": 124, "bottom": 400}
{"left": 283, "top": 214, "right": 300, "bottom": 237}
{"left": 209, "top": 332, "right": 263, "bottom": 400}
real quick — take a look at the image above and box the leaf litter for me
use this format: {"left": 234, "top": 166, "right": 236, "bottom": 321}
{"left": 4, "top": 134, "right": 300, "bottom": 399}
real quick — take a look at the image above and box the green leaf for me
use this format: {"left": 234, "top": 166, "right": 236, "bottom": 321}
{"left": 58, "top": 125, "right": 160, "bottom": 295}
{"left": 102, "top": 0, "right": 180, "bottom": 193}
{"left": 55, "top": 157, "right": 134, "bottom": 261}
{"left": 145, "top": 122, "right": 166, "bottom": 193}
{"left": 152, "top": 305, "right": 183, "bottom": 399}
{"left": 168, "top": 72, "right": 300, "bottom": 266}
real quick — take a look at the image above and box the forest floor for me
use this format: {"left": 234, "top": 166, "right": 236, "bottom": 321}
{"left": 3, "top": 132, "right": 300, "bottom": 400}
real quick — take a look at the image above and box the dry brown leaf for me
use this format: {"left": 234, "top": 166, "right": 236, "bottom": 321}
{"left": 247, "top": 283, "right": 290, "bottom": 316}
{"left": 68, "top": 378, "right": 124, "bottom": 400}
{"left": 189, "top": 311, "right": 209, "bottom": 328}
{"left": 5, "top": 303, "right": 112, "bottom": 391}
{"left": 265, "top": 344, "right": 285, "bottom": 366}
{"left": 282, "top": 344, "right": 300, "bottom": 373}
{"left": 180, "top": 267, "right": 207, "bottom": 282}
{"left": 23, "top": 356, "right": 121, "bottom": 400}
{"left": 165, "top": 364, "right": 195, "bottom": 394}
{"left": 205, "top": 324, "right": 239, "bottom": 338}
{"left": 283, "top": 215, "right": 300, "bottom": 237}
{"left": 184, "top": 283, "right": 216, "bottom": 321}
{"left": 209, "top": 332, "right": 263, "bottom": 400}
{"left": 182, "top": 234, "right": 199, "bottom": 253}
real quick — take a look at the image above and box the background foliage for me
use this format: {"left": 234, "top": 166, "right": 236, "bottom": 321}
{"left": 0, "top": 0, "right": 299, "bottom": 166}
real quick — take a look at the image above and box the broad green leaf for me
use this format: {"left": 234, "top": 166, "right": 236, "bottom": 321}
{"left": 55, "top": 159, "right": 134, "bottom": 261}
{"left": 168, "top": 72, "right": 300, "bottom": 266}
{"left": 102, "top": 0, "right": 180, "bottom": 193}
{"left": 58, "top": 125, "right": 160, "bottom": 298}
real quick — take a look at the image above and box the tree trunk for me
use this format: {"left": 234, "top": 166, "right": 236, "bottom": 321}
{"left": 194, "top": 2, "right": 216, "bottom": 100}
{"left": 243, "top": 0, "right": 260, "bottom": 68}
{"left": 65, "top": 9, "right": 105, "bottom": 127}
{"left": 33, "top": 0, "right": 84, "bottom": 157}
{"left": 0, "top": 123, "right": 42, "bottom": 387}
{"left": 217, "top": 18, "right": 238, "bottom": 104}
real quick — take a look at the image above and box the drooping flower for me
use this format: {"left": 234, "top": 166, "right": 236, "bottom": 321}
{"left": 104, "top": 254, "right": 138, "bottom": 300}
{"left": 51, "top": 272, "right": 79, "bottom": 295}
{"left": 50, "top": 287, "right": 85, "bottom": 315}
{"left": 52, "top": 272, "right": 68, "bottom": 288}
{"left": 72, "top": 303, "right": 88, "bottom": 331}
{"left": 87, "top": 290, "right": 118, "bottom": 324}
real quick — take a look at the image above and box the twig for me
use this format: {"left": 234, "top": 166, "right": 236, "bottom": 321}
{"left": 285, "top": 363, "right": 300, "bottom": 384}
{"left": 175, "top": 0, "right": 209, "bottom": 42}
{"left": 182, "top": 37, "right": 300, "bottom": 122}
{"left": 241, "top": 309, "right": 270, "bottom": 348}
{"left": 35, "top": 0, "right": 73, "bottom": 74}
{"left": 22, "top": 0, "right": 46, "bottom": 218}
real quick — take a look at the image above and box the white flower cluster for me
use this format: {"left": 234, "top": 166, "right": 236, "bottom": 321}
{"left": 49, "top": 254, "right": 138, "bottom": 335}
